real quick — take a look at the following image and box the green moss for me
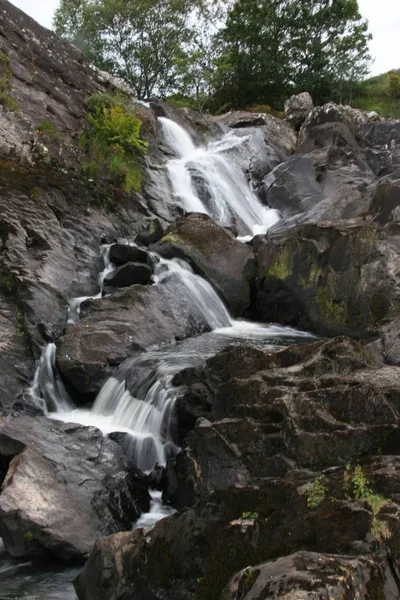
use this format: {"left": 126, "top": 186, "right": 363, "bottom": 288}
{"left": 81, "top": 93, "right": 148, "bottom": 195}
{"left": 266, "top": 246, "right": 293, "bottom": 280}
{"left": 24, "top": 531, "right": 35, "bottom": 542}
{"left": 300, "top": 263, "right": 323, "bottom": 289}
{"left": 316, "top": 286, "right": 347, "bottom": 326}
{"left": 0, "top": 272, "right": 16, "bottom": 295}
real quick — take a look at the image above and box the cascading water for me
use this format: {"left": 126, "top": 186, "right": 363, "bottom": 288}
{"left": 21, "top": 117, "right": 312, "bottom": 559}
{"left": 68, "top": 244, "right": 114, "bottom": 323}
{"left": 158, "top": 116, "right": 280, "bottom": 237}
{"left": 51, "top": 254, "right": 234, "bottom": 471}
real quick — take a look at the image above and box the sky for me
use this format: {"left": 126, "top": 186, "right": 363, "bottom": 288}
{"left": 9, "top": 0, "right": 400, "bottom": 77}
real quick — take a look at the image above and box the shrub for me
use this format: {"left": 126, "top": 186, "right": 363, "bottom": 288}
{"left": 343, "top": 464, "right": 391, "bottom": 541}
{"left": 389, "top": 72, "right": 400, "bottom": 99}
{"left": 82, "top": 93, "right": 148, "bottom": 193}
{"left": 245, "top": 104, "right": 285, "bottom": 119}
{"left": 0, "top": 51, "right": 17, "bottom": 111}
{"left": 306, "top": 475, "right": 327, "bottom": 509}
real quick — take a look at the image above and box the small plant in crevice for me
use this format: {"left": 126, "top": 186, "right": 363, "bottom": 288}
{"left": 343, "top": 464, "right": 391, "bottom": 541}
{"left": 306, "top": 475, "right": 327, "bottom": 509}
{"left": 81, "top": 93, "right": 148, "bottom": 195}
{"left": 0, "top": 51, "right": 18, "bottom": 111}
{"left": 36, "top": 119, "right": 59, "bottom": 139}
{"left": 240, "top": 511, "right": 259, "bottom": 520}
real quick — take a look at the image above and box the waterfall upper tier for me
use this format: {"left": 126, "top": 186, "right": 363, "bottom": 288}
{"left": 159, "top": 117, "right": 280, "bottom": 237}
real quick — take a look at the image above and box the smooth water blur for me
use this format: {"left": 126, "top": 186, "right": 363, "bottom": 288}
{"left": 0, "top": 539, "right": 78, "bottom": 600}
{"left": 159, "top": 117, "right": 280, "bottom": 236}
{"left": 52, "top": 321, "right": 314, "bottom": 471}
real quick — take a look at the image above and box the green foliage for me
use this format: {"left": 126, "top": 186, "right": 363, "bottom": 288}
{"left": 306, "top": 475, "right": 327, "bottom": 509}
{"left": 245, "top": 104, "right": 285, "bottom": 119}
{"left": 343, "top": 464, "right": 391, "bottom": 541}
{"left": 389, "top": 72, "right": 400, "bottom": 99}
{"left": 213, "top": 0, "right": 372, "bottom": 110}
{"left": 0, "top": 51, "right": 18, "bottom": 111}
{"left": 352, "top": 71, "right": 400, "bottom": 119}
{"left": 240, "top": 511, "right": 259, "bottom": 520}
{"left": 82, "top": 93, "right": 148, "bottom": 193}
{"left": 37, "top": 120, "right": 59, "bottom": 138}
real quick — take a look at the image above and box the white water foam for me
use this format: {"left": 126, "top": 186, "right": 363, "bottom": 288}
{"left": 159, "top": 117, "right": 280, "bottom": 237}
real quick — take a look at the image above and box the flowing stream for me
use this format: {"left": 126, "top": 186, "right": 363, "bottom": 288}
{"left": 0, "top": 116, "right": 312, "bottom": 598}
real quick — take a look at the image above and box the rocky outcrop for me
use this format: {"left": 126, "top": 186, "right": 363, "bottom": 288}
{"left": 221, "top": 552, "right": 400, "bottom": 599}
{"left": 0, "top": 416, "right": 150, "bottom": 562}
{"left": 153, "top": 213, "right": 255, "bottom": 316}
{"left": 284, "top": 92, "right": 314, "bottom": 129}
{"left": 254, "top": 219, "right": 400, "bottom": 357}
{"left": 75, "top": 337, "right": 400, "bottom": 599}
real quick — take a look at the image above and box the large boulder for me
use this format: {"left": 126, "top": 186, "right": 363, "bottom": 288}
{"left": 221, "top": 552, "right": 399, "bottom": 599}
{"left": 0, "top": 417, "right": 150, "bottom": 562}
{"left": 56, "top": 274, "right": 213, "bottom": 396}
{"left": 152, "top": 213, "right": 256, "bottom": 317}
{"left": 254, "top": 219, "right": 400, "bottom": 350}
{"left": 284, "top": 92, "right": 314, "bottom": 129}
{"left": 260, "top": 122, "right": 375, "bottom": 226}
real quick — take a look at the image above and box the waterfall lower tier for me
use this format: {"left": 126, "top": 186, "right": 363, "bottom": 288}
{"left": 159, "top": 117, "right": 280, "bottom": 237}
{"left": 51, "top": 322, "right": 312, "bottom": 472}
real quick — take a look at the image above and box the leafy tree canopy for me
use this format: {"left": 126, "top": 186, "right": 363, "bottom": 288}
{"left": 54, "top": 0, "right": 372, "bottom": 111}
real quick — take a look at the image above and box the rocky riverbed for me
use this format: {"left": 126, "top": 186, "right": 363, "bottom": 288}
{"left": 1, "top": 1, "right": 400, "bottom": 599}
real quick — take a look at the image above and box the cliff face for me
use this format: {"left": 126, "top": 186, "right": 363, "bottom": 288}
{"left": 0, "top": 0, "right": 186, "bottom": 411}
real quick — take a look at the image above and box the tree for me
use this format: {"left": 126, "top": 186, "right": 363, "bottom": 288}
{"left": 54, "top": 0, "right": 202, "bottom": 100}
{"left": 213, "top": 0, "right": 291, "bottom": 110}
{"left": 214, "top": 0, "right": 372, "bottom": 110}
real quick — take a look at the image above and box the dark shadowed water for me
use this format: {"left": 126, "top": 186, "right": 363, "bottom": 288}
{"left": 0, "top": 540, "right": 79, "bottom": 599}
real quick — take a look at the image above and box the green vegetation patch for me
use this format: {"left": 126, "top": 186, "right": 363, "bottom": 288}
{"left": 343, "top": 464, "right": 391, "bottom": 541}
{"left": 266, "top": 245, "right": 294, "bottom": 280}
{"left": 81, "top": 93, "right": 148, "bottom": 194}
{"left": 0, "top": 51, "right": 18, "bottom": 111}
{"left": 352, "top": 70, "right": 400, "bottom": 119}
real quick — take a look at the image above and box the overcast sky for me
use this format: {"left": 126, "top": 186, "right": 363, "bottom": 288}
{"left": 9, "top": 0, "right": 400, "bottom": 77}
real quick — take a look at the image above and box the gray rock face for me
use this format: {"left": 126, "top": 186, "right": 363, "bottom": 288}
{"left": 284, "top": 92, "right": 314, "bottom": 129}
{"left": 254, "top": 219, "right": 400, "bottom": 353}
{"left": 153, "top": 213, "right": 256, "bottom": 317}
{"left": 0, "top": 417, "right": 150, "bottom": 562}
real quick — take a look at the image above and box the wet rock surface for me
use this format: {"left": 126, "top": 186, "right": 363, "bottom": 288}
{"left": 153, "top": 213, "right": 256, "bottom": 316}
{"left": 56, "top": 272, "right": 214, "bottom": 396}
{"left": 76, "top": 337, "right": 400, "bottom": 599}
{"left": 0, "top": 416, "right": 150, "bottom": 562}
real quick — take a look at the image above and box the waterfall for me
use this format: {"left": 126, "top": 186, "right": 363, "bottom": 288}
{"left": 29, "top": 344, "right": 74, "bottom": 413}
{"left": 46, "top": 253, "right": 233, "bottom": 471}
{"left": 158, "top": 117, "right": 281, "bottom": 237}
{"left": 68, "top": 245, "right": 114, "bottom": 323}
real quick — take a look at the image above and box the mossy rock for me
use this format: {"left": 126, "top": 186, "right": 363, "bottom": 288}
{"left": 256, "top": 219, "right": 397, "bottom": 340}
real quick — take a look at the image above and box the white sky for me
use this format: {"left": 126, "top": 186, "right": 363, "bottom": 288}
{"left": 9, "top": 0, "right": 400, "bottom": 77}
